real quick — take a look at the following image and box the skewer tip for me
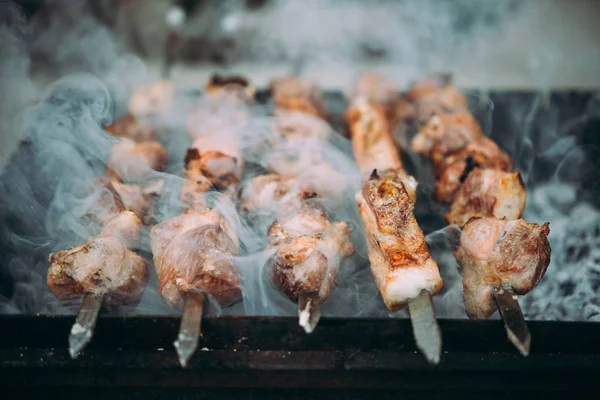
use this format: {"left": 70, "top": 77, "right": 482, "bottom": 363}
{"left": 69, "top": 322, "right": 92, "bottom": 359}
{"left": 408, "top": 290, "right": 442, "bottom": 365}
{"left": 174, "top": 333, "right": 198, "bottom": 368}
{"left": 493, "top": 285, "right": 531, "bottom": 357}
{"left": 174, "top": 292, "right": 205, "bottom": 368}
{"left": 68, "top": 293, "right": 103, "bottom": 359}
{"left": 298, "top": 293, "right": 321, "bottom": 334}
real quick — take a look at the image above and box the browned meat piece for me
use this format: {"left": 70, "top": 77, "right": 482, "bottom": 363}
{"left": 356, "top": 170, "right": 442, "bottom": 310}
{"left": 346, "top": 96, "right": 417, "bottom": 201}
{"left": 128, "top": 80, "right": 175, "bottom": 117}
{"left": 411, "top": 112, "right": 484, "bottom": 165}
{"left": 240, "top": 173, "right": 310, "bottom": 212}
{"left": 205, "top": 74, "right": 255, "bottom": 99}
{"left": 454, "top": 216, "right": 551, "bottom": 319}
{"left": 186, "top": 94, "right": 252, "bottom": 139}
{"left": 104, "top": 114, "right": 157, "bottom": 143}
{"left": 47, "top": 211, "right": 149, "bottom": 307}
{"left": 272, "top": 109, "right": 333, "bottom": 142}
{"left": 268, "top": 213, "right": 354, "bottom": 301}
{"left": 83, "top": 177, "right": 162, "bottom": 227}
{"left": 434, "top": 136, "right": 513, "bottom": 203}
{"left": 354, "top": 72, "right": 398, "bottom": 108}
{"left": 270, "top": 77, "right": 328, "bottom": 120}
{"left": 105, "top": 138, "right": 167, "bottom": 182}
{"left": 404, "top": 74, "right": 454, "bottom": 102}
{"left": 446, "top": 168, "right": 526, "bottom": 227}
{"left": 181, "top": 147, "right": 242, "bottom": 210}
{"left": 405, "top": 74, "right": 468, "bottom": 118}
{"left": 412, "top": 89, "right": 469, "bottom": 125}
{"left": 241, "top": 173, "right": 354, "bottom": 304}
{"left": 150, "top": 210, "right": 242, "bottom": 309}
{"left": 353, "top": 72, "right": 413, "bottom": 138}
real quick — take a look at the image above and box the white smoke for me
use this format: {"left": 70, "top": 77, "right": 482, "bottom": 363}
{"left": 0, "top": 0, "right": 598, "bottom": 323}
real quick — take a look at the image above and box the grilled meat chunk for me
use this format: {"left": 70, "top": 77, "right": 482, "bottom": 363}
{"left": 434, "top": 136, "right": 513, "bottom": 203}
{"left": 269, "top": 215, "right": 354, "bottom": 301}
{"left": 150, "top": 210, "right": 242, "bottom": 309}
{"left": 186, "top": 93, "right": 252, "bottom": 139}
{"left": 405, "top": 74, "right": 468, "bottom": 122}
{"left": 272, "top": 109, "right": 333, "bottom": 142}
{"left": 205, "top": 74, "right": 255, "bottom": 99}
{"left": 106, "top": 138, "right": 167, "bottom": 182}
{"left": 242, "top": 173, "right": 354, "bottom": 303}
{"left": 411, "top": 112, "right": 484, "bottom": 165}
{"left": 346, "top": 96, "right": 417, "bottom": 202}
{"left": 446, "top": 168, "right": 526, "bottom": 227}
{"left": 104, "top": 114, "right": 157, "bottom": 143}
{"left": 240, "top": 173, "right": 309, "bottom": 212}
{"left": 454, "top": 216, "right": 551, "bottom": 319}
{"left": 356, "top": 170, "right": 442, "bottom": 310}
{"left": 181, "top": 145, "right": 242, "bottom": 209}
{"left": 47, "top": 211, "right": 149, "bottom": 307}
{"left": 128, "top": 80, "right": 174, "bottom": 117}
{"left": 270, "top": 77, "right": 328, "bottom": 120}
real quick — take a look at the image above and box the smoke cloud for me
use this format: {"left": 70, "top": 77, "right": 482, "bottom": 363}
{"left": 0, "top": 0, "right": 598, "bottom": 323}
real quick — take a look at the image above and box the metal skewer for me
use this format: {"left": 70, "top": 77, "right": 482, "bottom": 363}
{"left": 298, "top": 292, "right": 321, "bottom": 334}
{"left": 493, "top": 285, "right": 531, "bottom": 356}
{"left": 69, "top": 293, "right": 103, "bottom": 358}
{"left": 174, "top": 291, "right": 206, "bottom": 368}
{"left": 408, "top": 290, "right": 442, "bottom": 365}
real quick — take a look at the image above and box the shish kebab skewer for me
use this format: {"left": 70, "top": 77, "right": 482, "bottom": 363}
{"left": 150, "top": 80, "right": 250, "bottom": 367}
{"left": 240, "top": 113, "right": 355, "bottom": 333}
{"left": 47, "top": 131, "right": 167, "bottom": 357}
{"left": 345, "top": 75, "right": 443, "bottom": 365}
{"left": 408, "top": 75, "right": 551, "bottom": 355}
{"left": 259, "top": 78, "right": 355, "bottom": 332}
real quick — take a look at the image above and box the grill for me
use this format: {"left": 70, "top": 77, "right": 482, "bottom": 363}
{"left": 1, "top": 90, "right": 600, "bottom": 399}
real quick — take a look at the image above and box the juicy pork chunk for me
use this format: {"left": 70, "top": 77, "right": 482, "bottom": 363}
{"left": 353, "top": 72, "right": 413, "bottom": 138}
{"left": 272, "top": 109, "right": 333, "bottom": 142}
{"left": 181, "top": 146, "right": 242, "bottom": 209}
{"left": 346, "top": 96, "right": 417, "bottom": 202}
{"left": 104, "top": 114, "right": 157, "bottom": 143}
{"left": 47, "top": 211, "right": 149, "bottom": 307}
{"left": 205, "top": 74, "right": 256, "bottom": 99}
{"left": 454, "top": 216, "right": 551, "bottom": 319}
{"left": 434, "top": 136, "right": 513, "bottom": 203}
{"left": 446, "top": 168, "right": 526, "bottom": 227}
{"left": 270, "top": 77, "right": 328, "bottom": 120}
{"left": 241, "top": 173, "right": 354, "bottom": 303}
{"left": 240, "top": 173, "right": 309, "bottom": 212}
{"left": 404, "top": 74, "right": 454, "bottom": 102}
{"left": 356, "top": 170, "right": 442, "bottom": 310}
{"left": 404, "top": 74, "right": 468, "bottom": 120}
{"left": 128, "top": 80, "right": 175, "bottom": 117}
{"left": 268, "top": 204, "right": 354, "bottom": 301}
{"left": 83, "top": 177, "right": 164, "bottom": 227}
{"left": 106, "top": 138, "right": 167, "bottom": 182}
{"left": 186, "top": 94, "right": 252, "bottom": 139}
{"left": 150, "top": 210, "right": 242, "bottom": 309}
{"left": 411, "top": 112, "right": 484, "bottom": 164}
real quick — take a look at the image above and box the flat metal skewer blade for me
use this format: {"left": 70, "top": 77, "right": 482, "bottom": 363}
{"left": 174, "top": 292, "right": 205, "bottom": 368}
{"left": 493, "top": 285, "right": 531, "bottom": 356}
{"left": 69, "top": 293, "right": 103, "bottom": 359}
{"left": 408, "top": 290, "right": 442, "bottom": 365}
{"left": 298, "top": 293, "right": 321, "bottom": 334}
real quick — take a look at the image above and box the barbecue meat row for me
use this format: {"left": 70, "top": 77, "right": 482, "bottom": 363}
{"left": 405, "top": 75, "right": 551, "bottom": 319}
{"left": 347, "top": 76, "right": 443, "bottom": 310}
